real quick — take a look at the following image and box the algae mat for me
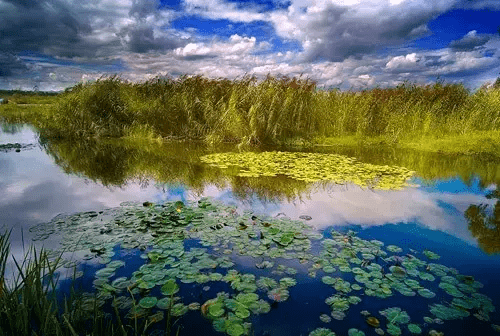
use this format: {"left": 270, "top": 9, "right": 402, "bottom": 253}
{"left": 200, "top": 151, "right": 415, "bottom": 190}
{"left": 31, "top": 198, "right": 499, "bottom": 336}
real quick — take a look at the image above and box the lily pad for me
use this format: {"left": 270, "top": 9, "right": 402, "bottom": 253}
{"left": 309, "top": 328, "right": 336, "bottom": 336}
{"left": 348, "top": 328, "right": 365, "bottom": 336}
{"left": 161, "top": 279, "right": 179, "bottom": 295}
{"left": 407, "top": 324, "right": 422, "bottom": 334}
{"left": 139, "top": 296, "right": 158, "bottom": 309}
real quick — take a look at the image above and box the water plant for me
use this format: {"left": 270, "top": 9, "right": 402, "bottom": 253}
{"left": 200, "top": 151, "right": 414, "bottom": 190}
{"left": 23, "top": 197, "right": 500, "bottom": 336}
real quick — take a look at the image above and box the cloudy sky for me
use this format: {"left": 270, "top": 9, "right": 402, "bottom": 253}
{"left": 1, "top": 0, "right": 499, "bottom": 91}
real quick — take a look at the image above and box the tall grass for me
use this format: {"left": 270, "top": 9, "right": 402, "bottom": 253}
{"left": 3, "top": 75, "right": 500, "bottom": 148}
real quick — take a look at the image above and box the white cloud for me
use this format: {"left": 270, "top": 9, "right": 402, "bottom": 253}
{"left": 1, "top": 0, "right": 500, "bottom": 91}
{"left": 183, "top": 0, "right": 266, "bottom": 22}
{"left": 386, "top": 53, "right": 421, "bottom": 71}
{"left": 173, "top": 34, "right": 258, "bottom": 58}
{"left": 268, "top": 0, "right": 457, "bottom": 62}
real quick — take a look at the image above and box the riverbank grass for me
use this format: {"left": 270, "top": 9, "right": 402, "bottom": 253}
{"left": 1, "top": 75, "right": 499, "bottom": 157}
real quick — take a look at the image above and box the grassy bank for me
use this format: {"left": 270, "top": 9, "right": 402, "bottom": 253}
{"left": 1, "top": 75, "right": 500, "bottom": 155}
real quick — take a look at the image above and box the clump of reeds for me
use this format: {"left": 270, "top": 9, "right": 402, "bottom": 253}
{"left": 3, "top": 75, "right": 500, "bottom": 149}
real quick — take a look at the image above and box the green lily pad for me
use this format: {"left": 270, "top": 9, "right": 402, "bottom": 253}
{"left": 200, "top": 152, "right": 414, "bottom": 190}
{"left": 156, "top": 297, "right": 172, "bottom": 310}
{"left": 171, "top": 303, "right": 188, "bottom": 316}
{"left": 319, "top": 314, "right": 331, "bottom": 323}
{"left": 423, "top": 250, "right": 440, "bottom": 260}
{"left": 386, "top": 245, "right": 403, "bottom": 253}
{"left": 348, "top": 328, "right": 365, "bottom": 336}
{"left": 418, "top": 289, "right": 436, "bottom": 299}
{"left": 268, "top": 287, "right": 289, "bottom": 302}
{"left": 139, "top": 296, "right": 158, "bottom": 309}
{"left": 407, "top": 324, "right": 422, "bottom": 334}
{"left": 309, "top": 328, "right": 336, "bottom": 336}
{"left": 386, "top": 323, "right": 402, "bottom": 336}
{"left": 161, "top": 279, "right": 179, "bottom": 295}
{"left": 279, "top": 277, "right": 297, "bottom": 288}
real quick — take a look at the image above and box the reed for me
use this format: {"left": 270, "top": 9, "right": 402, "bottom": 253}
{"left": 1, "top": 75, "right": 500, "bottom": 154}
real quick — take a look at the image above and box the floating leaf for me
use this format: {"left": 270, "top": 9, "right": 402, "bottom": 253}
{"left": 171, "top": 303, "right": 188, "bottom": 316}
{"left": 309, "top": 328, "right": 336, "bottom": 336}
{"left": 279, "top": 277, "right": 297, "bottom": 288}
{"left": 348, "top": 328, "right": 365, "bottom": 336}
{"left": 418, "top": 289, "right": 436, "bottom": 299}
{"left": 407, "top": 324, "right": 422, "bottom": 334}
{"left": 268, "top": 288, "right": 289, "bottom": 302}
{"left": 139, "top": 296, "right": 158, "bottom": 309}
{"left": 200, "top": 152, "right": 414, "bottom": 190}
{"left": 161, "top": 279, "right": 179, "bottom": 295}
{"left": 320, "top": 314, "right": 332, "bottom": 323}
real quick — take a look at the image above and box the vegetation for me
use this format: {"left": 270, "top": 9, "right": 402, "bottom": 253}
{"left": 27, "top": 198, "right": 498, "bottom": 336}
{"left": 0, "top": 230, "right": 181, "bottom": 335}
{"left": 1, "top": 75, "right": 499, "bottom": 156}
{"left": 200, "top": 151, "right": 414, "bottom": 190}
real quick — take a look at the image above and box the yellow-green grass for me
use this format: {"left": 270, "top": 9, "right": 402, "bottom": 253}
{"left": 314, "top": 131, "right": 500, "bottom": 158}
{"left": 1, "top": 75, "right": 499, "bottom": 157}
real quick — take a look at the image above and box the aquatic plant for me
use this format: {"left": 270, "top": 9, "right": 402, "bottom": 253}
{"left": 366, "top": 316, "right": 380, "bottom": 327}
{"left": 200, "top": 151, "right": 414, "bottom": 190}
{"left": 309, "top": 328, "right": 336, "bottom": 336}
{"left": 22, "top": 197, "right": 500, "bottom": 336}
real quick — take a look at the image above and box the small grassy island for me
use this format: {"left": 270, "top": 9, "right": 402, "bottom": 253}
{"left": 1, "top": 75, "right": 500, "bottom": 157}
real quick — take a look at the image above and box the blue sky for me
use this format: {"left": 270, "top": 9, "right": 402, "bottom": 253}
{"left": 0, "top": 0, "right": 499, "bottom": 91}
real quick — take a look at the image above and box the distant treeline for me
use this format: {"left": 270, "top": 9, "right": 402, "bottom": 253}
{"left": 1, "top": 75, "right": 500, "bottom": 148}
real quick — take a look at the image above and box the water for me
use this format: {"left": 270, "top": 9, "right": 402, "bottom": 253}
{"left": 2, "top": 122, "right": 500, "bottom": 335}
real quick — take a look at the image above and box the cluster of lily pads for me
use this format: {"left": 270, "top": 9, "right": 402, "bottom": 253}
{"left": 307, "top": 229, "right": 500, "bottom": 335}
{"left": 30, "top": 198, "right": 499, "bottom": 336}
{"left": 199, "top": 151, "right": 415, "bottom": 190}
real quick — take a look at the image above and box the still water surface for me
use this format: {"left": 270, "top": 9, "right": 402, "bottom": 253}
{"left": 1, "top": 123, "right": 500, "bottom": 336}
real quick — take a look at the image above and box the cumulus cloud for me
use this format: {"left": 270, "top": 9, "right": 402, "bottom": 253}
{"left": 1, "top": 0, "right": 500, "bottom": 90}
{"left": 174, "top": 35, "right": 258, "bottom": 59}
{"left": 268, "top": 0, "right": 455, "bottom": 62}
{"left": 385, "top": 53, "right": 421, "bottom": 72}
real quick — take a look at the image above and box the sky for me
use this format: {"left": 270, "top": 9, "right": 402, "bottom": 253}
{"left": 0, "top": 0, "right": 499, "bottom": 91}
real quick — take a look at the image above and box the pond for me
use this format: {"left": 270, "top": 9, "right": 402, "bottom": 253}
{"left": 1, "top": 122, "right": 500, "bottom": 336}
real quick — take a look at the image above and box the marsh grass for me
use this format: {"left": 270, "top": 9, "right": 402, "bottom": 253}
{"left": 0, "top": 230, "right": 179, "bottom": 336}
{"left": 1, "top": 75, "right": 500, "bottom": 155}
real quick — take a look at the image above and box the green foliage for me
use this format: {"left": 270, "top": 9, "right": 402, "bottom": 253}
{"left": 2, "top": 75, "right": 500, "bottom": 155}
{"left": 200, "top": 151, "right": 414, "bottom": 190}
